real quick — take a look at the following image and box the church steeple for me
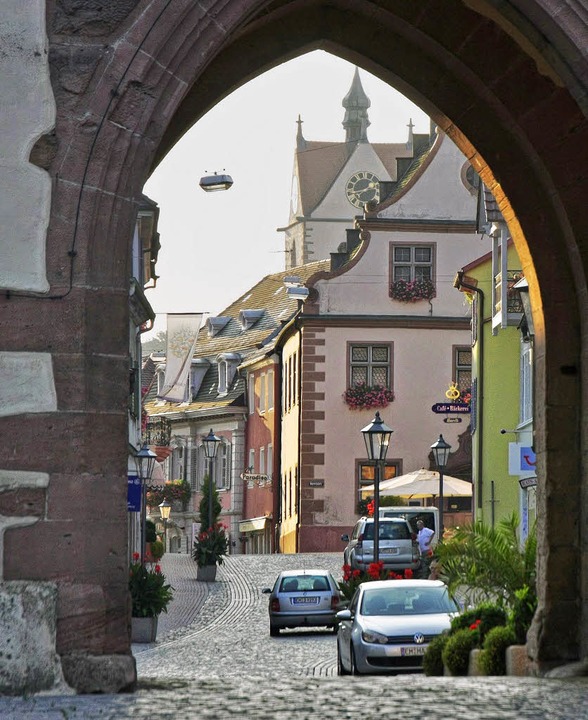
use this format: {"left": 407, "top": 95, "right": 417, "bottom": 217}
{"left": 296, "top": 114, "right": 307, "bottom": 151}
{"left": 342, "top": 67, "right": 371, "bottom": 143}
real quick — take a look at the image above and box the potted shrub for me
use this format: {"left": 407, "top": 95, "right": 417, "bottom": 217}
{"left": 480, "top": 625, "right": 517, "bottom": 675}
{"left": 192, "top": 475, "right": 227, "bottom": 581}
{"left": 129, "top": 552, "right": 174, "bottom": 642}
{"left": 192, "top": 523, "right": 229, "bottom": 581}
{"left": 150, "top": 540, "right": 164, "bottom": 562}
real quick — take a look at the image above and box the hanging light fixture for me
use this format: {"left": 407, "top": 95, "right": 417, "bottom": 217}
{"left": 199, "top": 170, "right": 233, "bottom": 192}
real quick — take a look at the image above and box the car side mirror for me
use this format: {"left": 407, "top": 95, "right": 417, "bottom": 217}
{"left": 336, "top": 609, "right": 352, "bottom": 621}
{"left": 262, "top": 588, "right": 272, "bottom": 594}
{"left": 341, "top": 534, "right": 349, "bottom": 542}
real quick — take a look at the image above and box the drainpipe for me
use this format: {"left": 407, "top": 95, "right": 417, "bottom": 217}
{"left": 454, "top": 270, "right": 484, "bottom": 512}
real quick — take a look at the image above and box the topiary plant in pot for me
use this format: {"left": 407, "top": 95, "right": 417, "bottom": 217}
{"left": 423, "top": 632, "right": 449, "bottom": 676}
{"left": 442, "top": 627, "right": 479, "bottom": 676}
{"left": 480, "top": 625, "right": 517, "bottom": 675}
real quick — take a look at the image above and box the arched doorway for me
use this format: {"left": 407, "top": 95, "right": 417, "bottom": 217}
{"left": 0, "top": 0, "right": 586, "bottom": 692}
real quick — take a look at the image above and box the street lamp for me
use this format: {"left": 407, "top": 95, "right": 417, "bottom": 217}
{"left": 134, "top": 442, "right": 157, "bottom": 564}
{"left": 431, "top": 434, "right": 452, "bottom": 538}
{"left": 361, "top": 411, "right": 394, "bottom": 564}
{"left": 199, "top": 171, "right": 233, "bottom": 192}
{"left": 158, "top": 500, "right": 171, "bottom": 554}
{"left": 202, "top": 429, "right": 221, "bottom": 529}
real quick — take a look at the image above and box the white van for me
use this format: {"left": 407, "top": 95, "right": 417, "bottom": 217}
{"left": 379, "top": 506, "right": 439, "bottom": 547}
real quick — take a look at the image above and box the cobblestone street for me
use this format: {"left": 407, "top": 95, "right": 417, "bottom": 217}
{"left": 1, "top": 552, "right": 587, "bottom": 719}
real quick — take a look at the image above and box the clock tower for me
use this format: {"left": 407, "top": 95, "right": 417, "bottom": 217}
{"left": 279, "top": 68, "right": 431, "bottom": 269}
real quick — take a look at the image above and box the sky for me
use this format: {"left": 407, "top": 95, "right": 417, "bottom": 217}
{"left": 142, "top": 50, "right": 430, "bottom": 339}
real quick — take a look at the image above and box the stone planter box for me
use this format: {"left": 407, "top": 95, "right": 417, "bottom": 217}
{"left": 468, "top": 648, "right": 484, "bottom": 676}
{"left": 131, "top": 616, "right": 158, "bottom": 643}
{"left": 197, "top": 564, "right": 217, "bottom": 582}
{"left": 506, "top": 645, "right": 532, "bottom": 676}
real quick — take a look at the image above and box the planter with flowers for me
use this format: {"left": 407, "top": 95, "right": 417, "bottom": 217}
{"left": 129, "top": 552, "right": 174, "bottom": 642}
{"left": 390, "top": 278, "right": 436, "bottom": 303}
{"left": 146, "top": 479, "right": 192, "bottom": 512}
{"left": 343, "top": 383, "right": 395, "bottom": 411}
{"left": 338, "top": 562, "right": 414, "bottom": 603}
{"left": 192, "top": 523, "right": 229, "bottom": 581}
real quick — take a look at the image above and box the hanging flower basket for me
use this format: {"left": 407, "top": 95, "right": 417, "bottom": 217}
{"left": 146, "top": 479, "right": 192, "bottom": 511}
{"left": 390, "top": 278, "right": 436, "bottom": 303}
{"left": 343, "top": 383, "right": 395, "bottom": 410}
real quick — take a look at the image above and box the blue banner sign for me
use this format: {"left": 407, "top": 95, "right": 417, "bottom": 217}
{"left": 128, "top": 474, "right": 141, "bottom": 512}
{"left": 432, "top": 403, "right": 471, "bottom": 414}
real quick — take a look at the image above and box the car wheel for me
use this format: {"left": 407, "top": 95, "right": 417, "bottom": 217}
{"left": 337, "top": 645, "right": 350, "bottom": 675}
{"left": 269, "top": 624, "right": 280, "bottom": 637}
{"left": 350, "top": 645, "right": 362, "bottom": 675}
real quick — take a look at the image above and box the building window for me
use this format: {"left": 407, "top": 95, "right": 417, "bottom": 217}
{"left": 349, "top": 344, "right": 392, "bottom": 388}
{"left": 357, "top": 460, "right": 400, "bottom": 513}
{"left": 267, "top": 444, "right": 273, "bottom": 481}
{"left": 453, "top": 346, "right": 472, "bottom": 396}
{"left": 248, "top": 374, "right": 255, "bottom": 414}
{"left": 520, "top": 341, "right": 533, "bottom": 424}
{"left": 217, "top": 443, "right": 231, "bottom": 490}
{"left": 218, "top": 360, "right": 228, "bottom": 395}
{"left": 267, "top": 370, "right": 274, "bottom": 410}
{"left": 189, "top": 444, "right": 200, "bottom": 491}
{"left": 259, "top": 446, "right": 266, "bottom": 477}
{"left": 260, "top": 373, "right": 267, "bottom": 414}
{"left": 391, "top": 244, "right": 433, "bottom": 282}
{"left": 283, "top": 352, "right": 299, "bottom": 413}
{"left": 248, "top": 448, "right": 255, "bottom": 473}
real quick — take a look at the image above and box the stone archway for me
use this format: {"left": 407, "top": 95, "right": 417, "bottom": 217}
{"left": 0, "top": 0, "right": 586, "bottom": 692}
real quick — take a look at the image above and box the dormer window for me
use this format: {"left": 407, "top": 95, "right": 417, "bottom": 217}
{"left": 190, "top": 358, "right": 210, "bottom": 399}
{"left": 217, "top": 352, "right": 241, "bottom": 395}
{"left": 155, "top": 365, "right": 166, "bottom": 397}
{"left": 239, "top": 309, "right": 263, "bottom": 330}
{"left": 207, "top": 316, "right": 230, "bottom": 337}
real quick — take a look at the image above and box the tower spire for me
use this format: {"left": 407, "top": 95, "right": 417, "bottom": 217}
{"left": 296, "top": 114, "right": 307, "bottom": 151}
{"left": 342, "top": 67, "right": 371, "bottom": 143}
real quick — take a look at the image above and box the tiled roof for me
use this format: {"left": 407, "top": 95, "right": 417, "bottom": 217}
{"left": 145, "top": 261, "right": 330, "bottom": 417}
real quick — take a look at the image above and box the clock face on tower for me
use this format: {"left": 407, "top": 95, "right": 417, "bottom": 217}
{"left": 346, "top": 171, "right": 380, "bottom": 208}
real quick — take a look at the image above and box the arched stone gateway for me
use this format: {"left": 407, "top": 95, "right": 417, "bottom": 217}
{"left": 0, "top": 0, "right": 586, "bottom": 693}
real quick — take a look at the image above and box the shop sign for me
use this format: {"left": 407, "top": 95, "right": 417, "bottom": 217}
{"left": 127, "top": 475, "right": 141, "bottom": 512}
{"left": 432, "top": 403, "right": 471, "bottom": 414}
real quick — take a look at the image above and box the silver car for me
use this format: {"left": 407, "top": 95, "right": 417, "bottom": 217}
{"left": 262, "top": 569, "right": 343, "bottom": 636}
{"left": 341, "top": 517, "right": 420, "bottom": 572}
{"left": 336, "top": 579, "right": 460, "bottom": 674}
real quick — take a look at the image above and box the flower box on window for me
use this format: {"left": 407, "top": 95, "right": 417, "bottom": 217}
{"left": 343, "top": 383, "right": 395, "bottom": 410}
{"left": 390, "top": 278, "right": 436, "bottom": 303}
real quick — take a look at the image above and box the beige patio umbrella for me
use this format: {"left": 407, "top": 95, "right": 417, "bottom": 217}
{"left": 362, "top": 467, "right": 472, "bottom": 498}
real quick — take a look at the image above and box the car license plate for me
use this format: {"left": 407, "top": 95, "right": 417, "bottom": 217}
{"left": 380, "top": 547, "right": 399, "bottom": 555}
{"left": 291, "top": 597, "right": 319, "bottom": 605}
{"left": 400, "top": 646, "right": 427, "bottom": 656}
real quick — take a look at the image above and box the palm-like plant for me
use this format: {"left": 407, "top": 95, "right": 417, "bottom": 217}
{"left": 435, "top": 513, "right": 536, "bottom": 608}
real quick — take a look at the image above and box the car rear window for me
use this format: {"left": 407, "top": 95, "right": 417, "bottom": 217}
{"left": 280, "top": 575, "right": 330, "bottom": 592}
{"left": 363, "top": 522, "right": 411, "bottom": 540}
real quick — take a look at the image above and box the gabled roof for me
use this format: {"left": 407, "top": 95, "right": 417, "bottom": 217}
{"left": 145, "top": 261, "right": 330, "bottom": 416}
{"left": 296, "top": 140, "right": 415, "bottom": 216}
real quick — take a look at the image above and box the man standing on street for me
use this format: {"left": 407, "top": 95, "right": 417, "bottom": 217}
{"left": 416, "top": 519, "right": 434, "bottom": 578}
